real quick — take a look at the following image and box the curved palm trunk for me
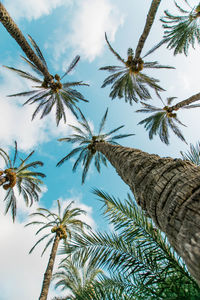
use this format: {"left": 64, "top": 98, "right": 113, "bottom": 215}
{"left": 0, "top": 2, "right": 52, "bottom": 82}
{"left": 95, "top": 141, "right": 200, "bottom": 285}
{"left": 39, "top": 234, "right": 60, "bottom": 300}
{"left": 170, "top": 92, "right": 200, "bottom": 111}
{"left": 135, "top": 0, "right": 161, "bottom": 60}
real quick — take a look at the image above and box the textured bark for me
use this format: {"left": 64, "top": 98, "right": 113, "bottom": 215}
{"left": 0, "top": 2, "right": 52, "bottom": 82}
{"left": 135, "top": 0, "right": 161, "bottom": 60}
{"left": 39, "top": 235, "right": 60, "bottom": 300}
{"left": 95, "top": 142, "right": 200, "bottom": 285}
{"left": 170, "top": 92, "right": 200, "bottom": 111}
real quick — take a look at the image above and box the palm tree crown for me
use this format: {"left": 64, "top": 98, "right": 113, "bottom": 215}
{"left": 57, "top": 108, "right": 134, "bottom": 183}
{"left": 0, "top": 142, "right": 45, "bottom": 221}
{"left": 181, "top": 141, "right": 200, "bottom": 166}
{"left": 145, "top": 1, "right": 200, "bottom": 57}
{"left": 4, "top": 36, "right": 89, "bottom": 126}
{"left": 100, "top": 33, "right": 174, "bottom": 105}
{"left": 52, "top": 256, "right": 103, "bottom": 300}
{"left": 25, "top": 200, "right": 90, "bottom": 256}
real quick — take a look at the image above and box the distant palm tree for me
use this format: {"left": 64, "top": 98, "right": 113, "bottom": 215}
{"left": 144, "top": 0, "right": 200, "bottom": 57}
{"left": 61, "top": 190, "right": 200, "bottom": 299}
{"left": 52, "top": 256, "right": 103, "bottom": 300}
{"left": 181, "top": 141, "right": 200, "bottom": 166}
{"left": 57, "top": 108, "right": 134, "bottom": 183}
{"left": 25, "top": 200, "right": 90, "bottom": 300}
{"left": 0, "top": 142, "right": 45, "bottom": 221}
{"left": 100, "top": 34, "right": 174, "bottom": 105}
{"left": 4, "top": 37, "right": 88, "bottom": 126}
{"left": 137, "top": 92, "right": 200, "bottom": 144}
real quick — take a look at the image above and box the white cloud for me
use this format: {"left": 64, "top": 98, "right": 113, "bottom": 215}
{"left": 2, "top": 0, "right": 71, "bottom": 21}
{"left": 51, "top": 0, "right": 124, "bottom": 63}
{"left": 0, "top": 190, "right": 95, "bottom": 300}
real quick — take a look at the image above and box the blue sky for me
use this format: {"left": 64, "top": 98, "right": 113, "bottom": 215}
{"left": 0, "top": 0, "right": 199, "bottom": 299}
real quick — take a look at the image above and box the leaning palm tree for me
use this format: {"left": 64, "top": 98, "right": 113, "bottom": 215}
{"left": 4, "top": 38, "right": 88, "bottom": 126}
{"left": 60, "top": 190, "right": 200, "bottom": 299}
{"left": 57, "top": 108, "right": 134, "bottom": 183}
{"left": 144, "top": 1, "right": 200, "bottom": 57}
{"left": 25, "top": 200, "right": 90, "bottom": 300}
{"left": 137, "top": 92, "right": 200, "bottom": 144}
{"left": 0, "top": 142, "right": 45, "bottom": 221}
{"left": 52, "top": 256, "right": 103, "bottom": 300}
{"left": 57, "top": 111, "right": 200, "bottom": 284}
{"left": 100, "top": 1, "right": 175, "bottom": 104}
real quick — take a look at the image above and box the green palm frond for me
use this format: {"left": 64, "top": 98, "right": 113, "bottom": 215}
{"left": 180, "top": 141, "right": 200, "bottom": 165}
{"left": 4, "top": 37, "right": 89, "bottom": 126}
{"left": 25, "top": 200, "right": 90, "bottom": 256}
{"left": 100, "top": 34, "right": 174, "bottom": 105}
{"left": 0, "top": 142, "right": 45, "bottom": 221}
{"left": 59, "top": 190, "right": 200, "bottom": 299}
{"left": 145, "top": 1, "right": 200, "bottom": 56}
{"left": 57, "top": 109, "right": 134, "bottom": 183}
{"left": 136, "top": 98, "right": 187, "bottom": 144}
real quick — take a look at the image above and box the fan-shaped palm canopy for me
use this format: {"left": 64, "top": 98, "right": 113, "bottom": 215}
{"left": 144, "top": 1, "right": 200, "bottom": 57}
{"left": 59, "top": 189, "right": 200, "bottom": 299}
{"left": 52, "top": 256, "right": 103, "bottom": 300}
{"left": 57, "top": 108, "right": 134, "bottom": 183}
{"left": 25, "top": 200, "right": 90, "bottom": 256}
{"left": 100, "top": 33, "right": 174, "bottom": 105}
{"left": 4, "top": 36, "right": 89, "bottom": 126}
{"left": 181, "top": 141, "right": 200, "bottom": 166}
{"left": 0, "top": 141, "right": 45, "bottom": 221}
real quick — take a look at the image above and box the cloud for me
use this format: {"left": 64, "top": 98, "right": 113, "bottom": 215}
{"left": 0, "top": 190, "right": 95, "bottom": 300}
{"left": 51, "top": 0, "right": 124, "bottom": 64}
{"left": 2, "top": 0, "right": 71, "bottom": 21}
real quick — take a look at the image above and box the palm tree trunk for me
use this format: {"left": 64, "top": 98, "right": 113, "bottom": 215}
{"left": 0, "top": 2, "right": 52, "bottom": 82}
{"left": 170, "top": 92, "right": 200, "bottom": 111}
{"left": 135, "top": 0, "right": 161, "bottom": 60}
{"left": 39, "top": 234, "right": 60, "bottom": 300}
{"left": 95, "top": 141, "right": 200, "bottom": 285}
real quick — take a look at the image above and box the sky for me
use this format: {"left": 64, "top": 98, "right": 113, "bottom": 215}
{"left": 0, "top": 0, "right": 200, "bottom": 299}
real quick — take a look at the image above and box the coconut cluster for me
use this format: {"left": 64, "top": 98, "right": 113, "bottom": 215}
{"left": 126, "top": 56, "right": 144, "bottom": 74}
{"left": 41, "top": 74, "right": 63, "bottom": 93}
{"left": 163, "top": 106, "right": 177, "bottom": 118}
{"left": 51, "top": 224, "right": 67, "bottom": 239}
{"left": 3, "top": 168, "right": 17, "bottom": 190}
{"left": 87, "top": 136, "right": 104, "bottom": 154}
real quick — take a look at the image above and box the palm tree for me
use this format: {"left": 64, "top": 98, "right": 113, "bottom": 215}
{"left": 4, "top": 37, "right": 88, "bottom": 126}
{"left": 52, "top": 256, "right": 103, "bottom": 300}
{"left": 60, "top": 190, "right": 200, "bottom": 299}
{"left": 57, "top": 108, "right": 134, "bottom": 183}
{"left": 100, "top": 0, "right": 175, "bottom": 104}
{"left": 25, "top": 200, "right": 90, "bottom": 300}
{"left": 0, "top": 142, "right": 45, "bottom": 221}
{"left": 0, "top": 2, "right": 52, "bottom": 82}
{"left": 137, "top": 93, "right": 200, "bottom": 144}
{"left": 181, "top": 141, "right": 200, "bottom": 166}
{"left": 144, "top": 1, "right": 200, "bottom": 57}
{"left": 100, "top": 34, "right": 174, "bottom": 105}
{"left": 56, "top": 110, "right": 200, "bottom": 284}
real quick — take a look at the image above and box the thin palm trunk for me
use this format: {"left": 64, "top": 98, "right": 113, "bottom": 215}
{"left": 135, "top": 0, "right": 162, "bottom": 60}
{"left": 95, "top": 141, "right": 200, "bottom": 285}
{"left": 0, "top": 2, "right": 52, "bottom": 82}
{"left": 169, "top": 92, "right": 200, "bottom": 111}
{"left": 39, "top": 234, "right": 60, "bottom": 300}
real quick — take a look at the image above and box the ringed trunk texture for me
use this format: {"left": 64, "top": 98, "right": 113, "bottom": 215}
{"left": 95, "top": 142, "right": 200, "bottom": 284}
{"left": 0, "top": 2, "right": 52, "bottom": 82}
{"left": 170, "top": 92, "right": 200, "bottom": 111}
{"left": 39, "top": 234, "right": 60, "bottom": 300}
{"left": 135, "top": 0, "right": 161, "bottom": 60}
